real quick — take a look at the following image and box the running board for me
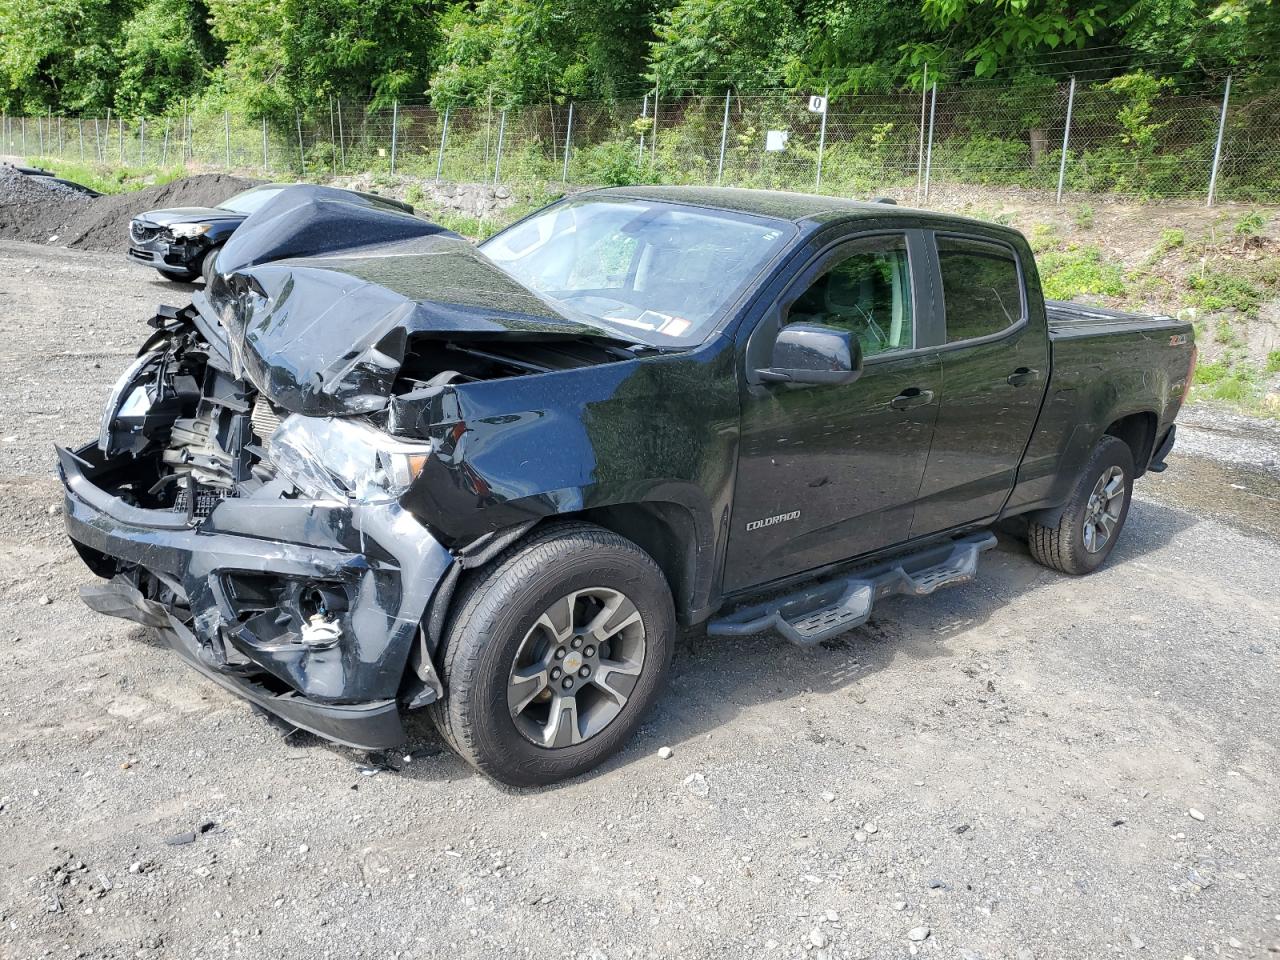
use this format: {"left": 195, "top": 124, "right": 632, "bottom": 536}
{"left": 707, "top": 532, "right": 997, "bottom": 647}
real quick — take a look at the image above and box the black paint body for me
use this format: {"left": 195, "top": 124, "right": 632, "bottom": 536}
{"left": 62, "top": 185, "right": 1195, "bottom": 749}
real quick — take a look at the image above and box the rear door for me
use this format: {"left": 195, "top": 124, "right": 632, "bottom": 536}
{"left": 724, "top": 228, "right": 942, "bottom": 593}
{"left": 910, "top": 233, "right": 1051, "bottom": 536}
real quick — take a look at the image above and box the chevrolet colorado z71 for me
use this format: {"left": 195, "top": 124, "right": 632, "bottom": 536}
{"left": 60, "top": 185, "right": 1195, "bottom": 785}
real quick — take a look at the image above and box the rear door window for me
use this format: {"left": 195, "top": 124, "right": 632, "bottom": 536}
{"left": 937, "top": 236, "right": 1024, "bottom": 343}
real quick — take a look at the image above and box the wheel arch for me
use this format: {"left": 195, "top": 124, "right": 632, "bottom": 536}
{"left": 1104, "top": 410, "right": 1158, "bottom": 479}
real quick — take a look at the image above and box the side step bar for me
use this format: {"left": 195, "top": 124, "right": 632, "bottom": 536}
{"left": 707, "top": 532, "right": 997, "bottom": 647}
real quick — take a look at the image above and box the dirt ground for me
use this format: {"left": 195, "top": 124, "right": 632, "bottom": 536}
{"left": 1, "top": 239, "right": 1279, "bottom": 960}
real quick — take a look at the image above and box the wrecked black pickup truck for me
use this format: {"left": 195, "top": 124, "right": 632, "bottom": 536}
{"left": 60, "top": 184, "right": 1196, "bottom": 785}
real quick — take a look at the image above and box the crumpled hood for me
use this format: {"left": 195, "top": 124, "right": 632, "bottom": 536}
{"left": 199, "top": 185, "right": 619, "bottom": 417}
{"left": 136, "top": 206, "right": 246, "bottom": 226}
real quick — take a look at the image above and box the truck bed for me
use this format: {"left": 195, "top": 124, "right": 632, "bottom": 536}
{"left": 1045, "top": 299, "right": 1190, "bottom": 340}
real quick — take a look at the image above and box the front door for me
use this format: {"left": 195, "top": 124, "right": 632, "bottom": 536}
{"left": 724, "top": 231, "right": 942, "bottom": 593}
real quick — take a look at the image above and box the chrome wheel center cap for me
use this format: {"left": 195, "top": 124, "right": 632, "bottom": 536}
{"left": 563, "top": 651, "right": 584, "bottom": 673}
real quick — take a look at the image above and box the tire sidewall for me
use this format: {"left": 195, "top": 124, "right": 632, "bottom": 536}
{"left": 452, "top": 537, "right": 675, "bottom": 786}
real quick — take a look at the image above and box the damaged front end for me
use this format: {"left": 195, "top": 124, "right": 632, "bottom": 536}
{"left": 60, "top": 300, "right": 454, "bottom": 749}
{"left": 60, "top": 185, "right": 650, "bottom": 749}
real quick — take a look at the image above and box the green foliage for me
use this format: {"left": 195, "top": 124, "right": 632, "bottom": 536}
{"left": 1194, "top": 357, "right": 1260, "bottom": 403}
{"left": 1234, "top": 210, "right": 1266, "bottom": 237}
{"left": 114, "top": 0, "right": 217, "bottom": 114}
{"left": 648, "top": 0, "right": 799, "bottom": 94}
{"left": 1185, "top": 268, "right": 1265, "bottom": 314}
{"left": 575, "top": 140, "right": 644, "bottom": 186}
{"left": 1266, "top": 350, "right": 1280, "bottom": 374}
{"left": 26, "top": 156, "right": 185, "bottom": 192}
{"left": 1074, "top": 204, "right": 1094, "bottom": 229}
{"left": 1037, "top": 244, "right": 1127, "bottom": 300}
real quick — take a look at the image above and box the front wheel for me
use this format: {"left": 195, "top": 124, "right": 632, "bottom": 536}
{"left": 428, "top": 522, "right": 676, "bottom": 786}
{"left": 1028, "top": 435, "right": 1135, "bottom": 575}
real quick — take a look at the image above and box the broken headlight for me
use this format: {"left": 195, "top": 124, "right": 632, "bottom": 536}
{"left": 268, "top": 415, "right": 431, "bottom": 503}
{"left": 98, "top": 351, "right": 162, "bottom": 453}
{"left": 169, "top": 222, "right": 212, "bottom": 239}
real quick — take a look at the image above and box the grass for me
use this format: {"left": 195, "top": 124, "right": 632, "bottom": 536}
{"left": 1037, "top": 244, "right": 1127, "bottom": 300}
{"left": 25, "top": 157, "right": 187, "bottom": 195}
{"left": 1194, "top": 357, "right": 1263, "bottom": 404}
{"left": 1184, "top": 268, "right": 1266, "bottom": 315}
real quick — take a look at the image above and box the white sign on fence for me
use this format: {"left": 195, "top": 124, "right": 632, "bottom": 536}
{"left": 765, "top": 130, "right": 789, "bottom": 152}
{"left": 807, "top": 95, "right": 828, "bottom": 114}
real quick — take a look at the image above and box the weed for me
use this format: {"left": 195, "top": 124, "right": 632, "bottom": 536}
{"left": 1074, "top": 204, "right": 1095, "bottom": 229}
{"left": 1235, "top": 211, "right": 1266, "bottom": 238}
{"left": 1184, "top": 268, "right": 1264, "bottom": 315}
{"left": 1267, "top": 350, "right": 1280, "bottom": 374}
{"left": 404, "top": 183, "right": 425, "bottom": 206}
{"left": 1037, "top": 244, "right": 1126, "bottom": 300}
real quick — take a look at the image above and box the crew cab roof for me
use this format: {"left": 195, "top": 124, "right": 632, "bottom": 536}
{"left": 581, "top": 185, "right": 1000, "bottom": 232}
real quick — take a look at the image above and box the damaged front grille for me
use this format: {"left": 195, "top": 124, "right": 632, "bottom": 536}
{"left": 130, "top": 221, "right": 161, "bottom": 243}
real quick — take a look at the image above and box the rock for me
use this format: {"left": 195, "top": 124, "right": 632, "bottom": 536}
{"left": 820, "top": 791, "right": 836, "bottom": 803}
{"left": 163, "top": 832, "right": 196, "bottom": 846}
{"left": 893, "top": 901, "right": 908, "bottom": 911}
{"left": 47, "top": 504, "right": 59, "bottom": 515}
{"left": 1129, "top": 933, "right": 1145, "bottom": 949}
{"left": 38, "top": 595, "right": 51, "bottom": 605}
{"left": 810, "top": 929, "right": 829, "bottom": 948}
{"left": 682, "top": 772, "right": 709, "bottom": 797}
{"left": 298, "top": 844, "right": 309, "bottom": 854}
{"left": 1188, "top": 808, "right": 1206, "bottom": 821}
{"left": 863, "top": 822, "right": 878, "bottom": 834}
{"left": 908, "top": 926, "right": 931, "bottom": 942}
{"left": 854, "top": 831, "right": 867, "bottom": 843}
{"left": 657, "top": 746, "right": 673, "bottom": 760}
{"left": 825, "top": 909, "right": 839, "bottom": 922}
{"left": 1017, "top": 949, "right": 1034, "bottom": 960}
{"left": 1228, "top": 938, "right": 1242, "bottom": 949}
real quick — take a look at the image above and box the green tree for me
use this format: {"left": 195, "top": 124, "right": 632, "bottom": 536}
{"left": 647, "top": 0, "right": 801, "bottom": 95}
{"left": 0, "top": 0, "right": 134, "bottom": 113}
{"left": 115, "top": 0, "right": 219, "bottom": 114}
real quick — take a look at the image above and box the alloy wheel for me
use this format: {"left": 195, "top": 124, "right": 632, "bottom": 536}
{"left": 506, "top": 587, "right": 647, "bottom": 748}
{"left": 1083, "top": 465, "right": 1126, "bottom": 553}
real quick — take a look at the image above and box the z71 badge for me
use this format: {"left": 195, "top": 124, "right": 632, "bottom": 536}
{"left": 746, "top": 510, "right": 801, "bottom": 532}
{"left": 1170, "top": 333, "right": 1189, "bottom": 346}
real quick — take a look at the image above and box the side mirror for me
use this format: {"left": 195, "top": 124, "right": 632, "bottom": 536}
{"left": 757, "top": 323, "right": 863, "bottom": 386}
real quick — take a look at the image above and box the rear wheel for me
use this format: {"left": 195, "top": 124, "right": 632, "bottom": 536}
{"left": 1028, "top": 435, "right": 1134, "bottom": 575}
{"left": 428, "top": 522, "right": 675, "bottom": 786}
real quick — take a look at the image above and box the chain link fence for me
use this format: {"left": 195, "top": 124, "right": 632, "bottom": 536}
{"left": 3, "top": 77, "right": 1276, "bottom": 204}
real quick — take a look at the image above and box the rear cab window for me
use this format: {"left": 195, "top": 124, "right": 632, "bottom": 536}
{"left": 936, "top": 236, "right": 1025, "bottom": 343}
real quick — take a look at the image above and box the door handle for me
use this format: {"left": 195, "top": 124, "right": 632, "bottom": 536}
{"left": 1006, "top": 367, "right": 1040, "bottom": 386}
{"left": 889, "top": 387, "right": 935, "bottom": 410}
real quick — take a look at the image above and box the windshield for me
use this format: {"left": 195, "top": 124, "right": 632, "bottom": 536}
{"left": 480, "top": 197, "right": 792, "bottom": 347}
{"left": 218, "top": 186, "right": 285, "bottom": 216}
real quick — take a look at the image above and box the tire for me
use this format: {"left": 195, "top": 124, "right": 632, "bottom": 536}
{"left": 157, "top": 265, "right": 198, "bottom": 283}
{"left": 1028, "top": 435, "right": 1135, "bottom": 575}
{"left": 428, "top": 521, "right": 676, "bottom": 786}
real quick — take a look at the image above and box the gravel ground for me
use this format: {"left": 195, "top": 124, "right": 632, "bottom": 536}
{"left": 1, "top": 239, "right": 1278, "bottom": 960}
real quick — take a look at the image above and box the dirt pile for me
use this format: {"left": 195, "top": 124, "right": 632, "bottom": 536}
{"left": 0, "top": 172, "right": 258, "bottom": 251}
{"left": 0, "top": 167, "right": 94, "bottom": 244}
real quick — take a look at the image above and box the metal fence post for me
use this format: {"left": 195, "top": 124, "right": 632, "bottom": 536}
{"left": 493, "top": 108, "right": 506, "bottom": 185}
{"left": 651, "top": 84, "right": 660, "bottom": 166}
{"left": 923, "top": 82, "right": 938, "bottom": 201}
{"left": 262, "top": 118, "right": 268, "bottom": 170}
{"left": 390, "top": 99, "right": 398, "bottom": 174}
{"left": 328, "top": 97, "right": 336, "bottom": 173}
{"left": 78, "top": 119, "right": 84, "bottom": 160}
{"left": 139, "top": 116, "right": 145, "bottom": 165}
{"left": 815, "top": 87, "right": 829, "bottom": 190}
{"left": 638, "top": 94, "right": 649, "bottom": 165}
{"left": 337, "top": 99, "right": 347, "bottom": 171}
{"left": 1055, "top": 75, "right": 1076, "bottom": 204}
{"left": 916, "top": 63, "right": 929, "bottom": 202}
{"left": 717, "top": 89, "right": 731, "bottom": 186}
{"left": 1207, "top": 74, "right": 1232, "bottom": 208}
{"left": 117, "top": 118, "right": 124, "bottom": 164}
{"left": 162, "top": 120, "right": 169, "bottom": 166}
{"left": 435, "top": 106, "right": 449, "bottom": 183}
{"left": 561, "top": 102, "right": 574, "bottom": 183}
{"left": 94, "top": 117, "right": 101, "bottom": 161}
{"left": 37, "top": 115, "right": 43, "bottom": 155}
{"left": 296, "top": 109, "right": 306, "bottom": 176}
{"left": 224, "top": 110, "right": 231, "bottom": 168}
{"left": 21, "top": 116, "right": 26, "bottom": 155}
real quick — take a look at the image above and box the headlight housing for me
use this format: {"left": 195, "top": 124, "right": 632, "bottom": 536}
{"left": 170, "top": 222, "right": 212, "bottom": 239}
{"left": 98, "top": 351, "right": 161, "bottom": 454}
{"left": 268, "top": 415, "right": 431, "bottom": 503}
